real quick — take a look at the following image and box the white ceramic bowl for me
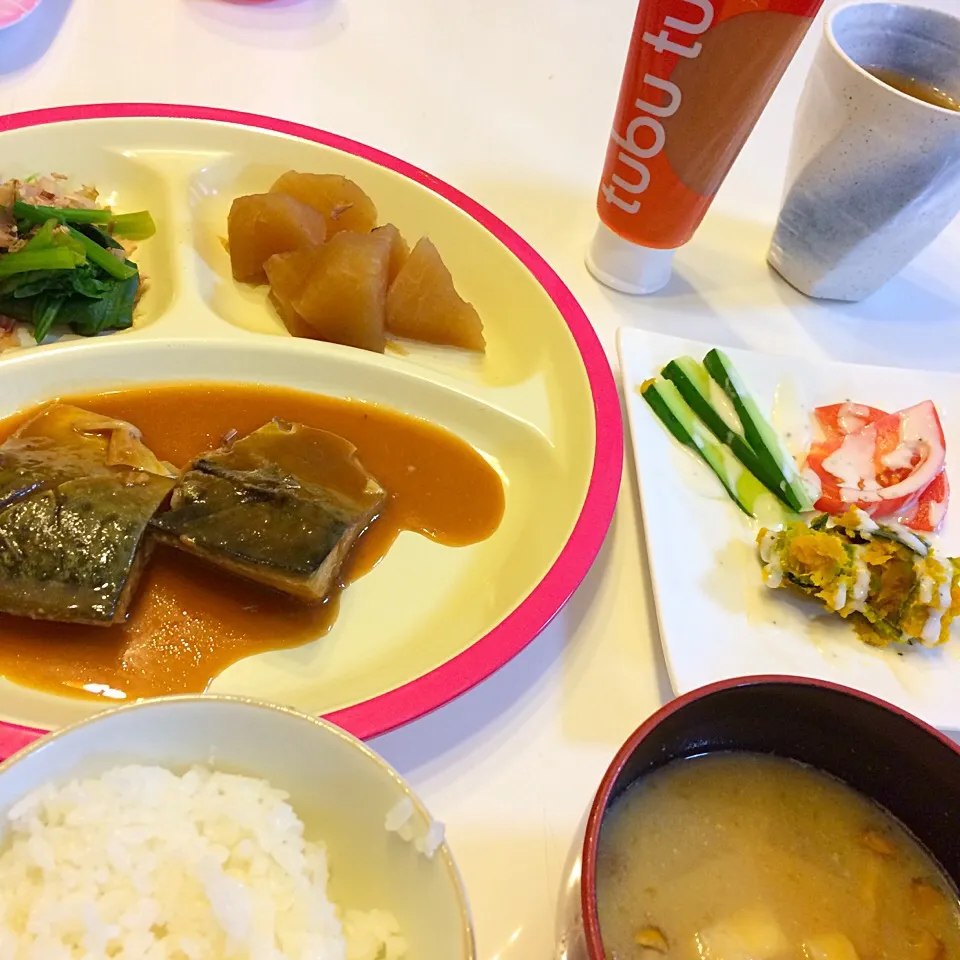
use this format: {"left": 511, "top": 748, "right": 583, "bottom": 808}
{"left": 0, "top": 696, "right": 475, "bottom": 959}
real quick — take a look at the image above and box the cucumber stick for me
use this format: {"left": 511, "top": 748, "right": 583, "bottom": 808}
{"left": 640, "top": 377, "right": 766, "bottom": 517}
{"left": 703, "top": 348, "right": 812, "bottom": 513}
{"left": 661, "top": 356, "right": 797, "bottom": 511}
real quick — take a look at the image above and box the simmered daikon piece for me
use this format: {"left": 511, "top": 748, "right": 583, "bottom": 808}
{"left": 373, "top": 223, "right": 410, "bottom": 284}
{"left": 292, "top": 231, "right": 390, "bottom": 353}
{"left": 264, "top": 246, "right": 320, "bottom": 305}
{"left": 264, "top": 247, "right": 323, "bottom": 338}
{"left": 227, "top": 193, "right": 326, "bottom": 283}
{"left": 268, "top": 290, "right": 314, "bottom": 339}
{"left": 271, "top": 171, "right": 377, "bottom": 236}
{"left": 385, "top": 237, "right": 485, "bottom": 351}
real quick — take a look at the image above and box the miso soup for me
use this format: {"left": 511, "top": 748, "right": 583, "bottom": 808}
{"left": 595, "top": 752, "right": 960, "bottom": 959}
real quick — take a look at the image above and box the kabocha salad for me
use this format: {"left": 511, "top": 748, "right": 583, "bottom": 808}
{"left": 642, "top": 349, "right": 960, "bottom": 650}
{"left": 0, "top": 175, "right": 155, "bottom": 346}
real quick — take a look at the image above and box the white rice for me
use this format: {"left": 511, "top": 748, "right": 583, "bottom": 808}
{"left": 384, "top": 798, "right": 445, "bottom": 860}
{"left": 0, "top": 765, "right": 407, "bottom": 960}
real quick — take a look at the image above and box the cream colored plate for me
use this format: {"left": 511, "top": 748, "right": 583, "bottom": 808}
{"left": 0, "top": 105, "right": 621, "bottom": 749}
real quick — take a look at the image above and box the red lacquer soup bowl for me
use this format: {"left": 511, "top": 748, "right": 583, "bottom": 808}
{"left": 581, "top": 676, "right": 960, "bottom": 958}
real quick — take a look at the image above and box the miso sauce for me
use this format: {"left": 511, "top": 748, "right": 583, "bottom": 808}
{"left": 0, "top": 384, "right": 505, "bottom": 701}
{"left": 596, "top": 752, "right": 960, "bottom": 960}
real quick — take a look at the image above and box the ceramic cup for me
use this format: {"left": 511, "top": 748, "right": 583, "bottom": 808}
{"left": 767, "top": 2, "right": 960, "bottom": 301}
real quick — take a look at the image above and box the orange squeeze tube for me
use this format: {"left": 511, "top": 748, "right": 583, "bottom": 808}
{"left": 586, "top": 0, "right": 825, "bottom": 294}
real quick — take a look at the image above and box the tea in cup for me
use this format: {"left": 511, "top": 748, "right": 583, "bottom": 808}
{"left": 768, "top": 2, "right": 960, "bottom": 301}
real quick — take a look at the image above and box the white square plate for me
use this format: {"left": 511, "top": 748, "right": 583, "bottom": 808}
{"left": 619, "top": 327, "right": 960, "bottom": 731}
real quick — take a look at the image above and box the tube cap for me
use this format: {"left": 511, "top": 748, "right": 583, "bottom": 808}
{"left": 585, "top": 220, "right": 674, "bottom": 295}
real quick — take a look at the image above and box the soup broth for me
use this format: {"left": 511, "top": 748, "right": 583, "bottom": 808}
{"left": 595, "top": 752, "right": 960, "bottom": 960}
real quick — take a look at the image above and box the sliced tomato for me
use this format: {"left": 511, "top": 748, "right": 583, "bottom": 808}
{"left": 898, "top": 470, "right": 950, "bottom": 532}
{"left": 805, "top": 434, "right": 862, "bottom": 514}
{"left": 814, "top": 402, "right": 887, "bottom": 442}
{"left": 805, "top": 400, "right": 946, "bottom": 517}
{"left": 808, "top": 475, "right": 847, "bottom": 515}
{"left": 807, "top": 403, "right": 890, "bottom": 512}
{"left": 805, "top": 442, "right": 845, "bottom": 513}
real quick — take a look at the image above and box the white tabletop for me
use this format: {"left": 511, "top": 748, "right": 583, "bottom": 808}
{"left": 3, "top": 1, "right": 959, "bottom": 957}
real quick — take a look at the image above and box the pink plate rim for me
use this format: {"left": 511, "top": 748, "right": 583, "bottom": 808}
{"left": 0, "top": 0, "right": 41, "bottom": 30}
{"left": 0, "top": 102, "right": 623, "bottom": 754}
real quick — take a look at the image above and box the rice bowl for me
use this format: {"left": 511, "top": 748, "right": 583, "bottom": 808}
{"left": 0, "top": 697, "right": 474, "bottom": 960}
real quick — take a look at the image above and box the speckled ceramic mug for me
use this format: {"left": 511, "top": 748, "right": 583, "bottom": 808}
{"left": 768, "top": 2, "right": 960, "bottom": 301}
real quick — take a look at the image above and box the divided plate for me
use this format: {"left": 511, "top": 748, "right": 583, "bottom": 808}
{"left": 620, "top": 327, "right": 960, "bottom": 732}
{"left": 0, "top": 104, "right": 621, "bottom": 754}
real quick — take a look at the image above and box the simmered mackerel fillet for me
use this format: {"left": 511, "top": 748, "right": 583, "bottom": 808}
{"left": 757, "top": 507, "right": 960, "bottom": 648}
{"left": 0, "top": 404, "right": 176, "bottom": 625}
{"left": 151, "top": 420, "right": 385, "bottom": 601}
